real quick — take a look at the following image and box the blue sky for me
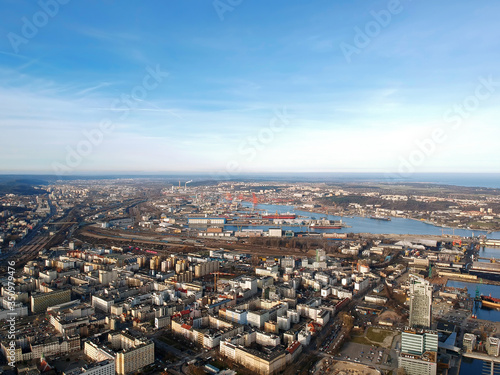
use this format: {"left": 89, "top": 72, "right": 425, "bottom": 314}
{"left": 1, "top": 0, "right": 500, "bottom": 175}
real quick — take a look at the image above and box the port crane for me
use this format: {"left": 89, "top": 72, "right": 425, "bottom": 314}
{"left": 252, "top": 192, "right": 258, "bottom": 211}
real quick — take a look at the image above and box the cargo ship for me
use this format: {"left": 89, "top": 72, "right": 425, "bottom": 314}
{"left": 481, "top": 295, "right": 500, "bottom": 309}
{"left": 370, "top": 215, "right": 391, "bottom": 221}
{"left": 262, "top": 211, "right": 296, "bottom": 220}
{"left": 309, "top": 219, "right": 344, "bottom": 229}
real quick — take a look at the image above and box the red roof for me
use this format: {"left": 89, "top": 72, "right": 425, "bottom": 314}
{"left": 286, "top": 341, "right": 301, "bottom": 354}
{"left": 39, "top": 360, "right": 53, "bottom": 372}
{"left": 181, "top": 324, "right": 192, "bottom": 330}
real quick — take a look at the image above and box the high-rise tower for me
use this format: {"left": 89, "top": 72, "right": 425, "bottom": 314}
{"left": 409, "top": 275, "right": 432, "bottom": 329}
{"left": 400, "top": 276, "right": 437, "bottom": 375}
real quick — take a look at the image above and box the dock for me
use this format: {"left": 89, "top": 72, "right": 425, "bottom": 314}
{"left": 481, "top": 240, "right": 500, "bottom": 247}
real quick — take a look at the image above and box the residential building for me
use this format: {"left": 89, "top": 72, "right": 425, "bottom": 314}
{"left": 109, "top": 332, "right": 154, "bottom": 375}
{"left": 31, "top": 289, "right": 72, "bottom": 314}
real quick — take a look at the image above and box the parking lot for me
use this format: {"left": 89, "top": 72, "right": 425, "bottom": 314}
{"left": 336, "top": 341, "right": 397, "bottom": 370}
{"left": 433, "top": 301, "right": 470, "bottom": 323}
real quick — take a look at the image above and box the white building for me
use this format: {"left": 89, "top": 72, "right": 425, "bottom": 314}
{"left": 91, "top": 295, "right": 114, "bottom": 313}
{"left": 287, "top": 310, "right": 300, "bottom": 324}
{"left": 221, "top": 308, "right": 248, "bottom": 325}
{"left": 268, "top": 228, "right": 283, "bottom": 237}
{"left": 408, "top": 276, "right": 433, "bottom": 329}
{"left": 247, "top": 310, "right": 270, "bottom": 329}
{"left": 399, "top": 331, "right": 438, "bottom": 375}
{"left": 463, "top": 333, "right": 476, "bottom": 353}
{"left": 487, "top": 337, "right": 500, "bottom": 357}
{"left": 187, "top": 217, "right": 226, "bottom": 225}
{"left": 64, "top": 360, "right": 115, "bottom": 375}
{"left": 277, "top": 316, "right": 291, "bottom": 331}
{"left": 354, "top": 278, "right": 370, "bottom": 293}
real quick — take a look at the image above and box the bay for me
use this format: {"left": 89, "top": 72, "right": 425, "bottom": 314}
{"left": 236, "top": 202, "right": 500, "bottom": 238}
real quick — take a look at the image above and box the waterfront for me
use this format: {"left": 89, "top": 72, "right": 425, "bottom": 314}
{"left": 459, "top": 358, "right": 500, "bottom": 375}
{"left": 479, "top": 247, "right": 500, "bottom": 261}
{"left": 447, "top": 277, "right": 500, "bottom": 322}
{"left": 236, "top": 203, "right": 500, "bottom": 238}
{"left": 444, "top": 250, "right": 500, "bottom": 375}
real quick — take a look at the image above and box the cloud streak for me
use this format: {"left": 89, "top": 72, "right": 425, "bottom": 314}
{"left": 1, "top": 1, "right": 500, "bottom": 174}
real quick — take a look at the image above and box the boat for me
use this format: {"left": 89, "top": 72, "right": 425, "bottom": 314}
{"left": 370, "top": 216, "right": 391, "bottom": 221}
{"left": 481, "top": 295, "right": 500, "bottom": 309}
{"left": 261, "top": 211, "right": 296, "bottom": 220}
{"left": 309, "top": 224, "right": 343, "bottom": 229}
{"left": 309, "top": 219, "right": 344, "bottom": 229}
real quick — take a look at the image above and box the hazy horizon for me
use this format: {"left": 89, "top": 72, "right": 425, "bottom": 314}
{"left": 1, "top": 172, "right": 500, "bottom": 189}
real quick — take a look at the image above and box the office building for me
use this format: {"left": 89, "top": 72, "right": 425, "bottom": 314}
{"left": 398, "top": 353, "right": 437, "bottom": 375}
{"left": 463, "top": 333, "right": 477, "bottom": 353}
{"left": 486, "top": 337, "right": 500, "bottom": 357}
{"left": 408, "top": 276, "right": 432, "bottom": 329}
{"left": 399, "top": 330, "right": 438, "bottom": 375}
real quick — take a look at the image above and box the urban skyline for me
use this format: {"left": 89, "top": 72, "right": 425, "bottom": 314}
{"left": 2, "top": 2, "right": 500, "bottom": 370}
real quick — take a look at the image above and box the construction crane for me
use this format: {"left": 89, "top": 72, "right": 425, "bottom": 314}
{"left": 211, "top": 271, "right": 235, "bottom": 291}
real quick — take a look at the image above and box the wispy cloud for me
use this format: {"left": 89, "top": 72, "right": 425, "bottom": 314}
{"left": 1, "top": 1, "right": 500, "bottom": 173}
{"left": 76, "top": 82, "right": 113, "bottom": 96}
{"left": 73, "top": 26, "right": 142, "bottom": 43}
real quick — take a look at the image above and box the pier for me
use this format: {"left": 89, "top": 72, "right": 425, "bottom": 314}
{"left": 482, "top": 240, "right": 500, "bottom": 247}
{"left": 478, "top": 257, "right": 499, "bottom": 261}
